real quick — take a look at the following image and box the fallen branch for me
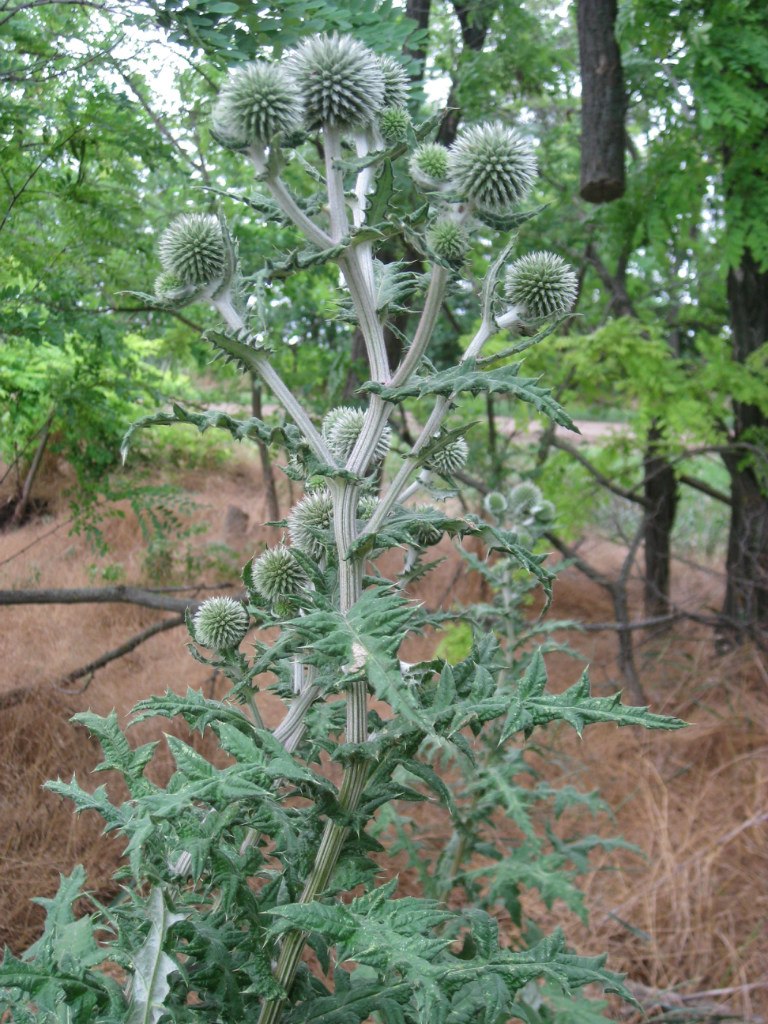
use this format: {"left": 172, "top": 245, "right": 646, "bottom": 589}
{"left": 0, "top": 584, "right": 229, "bottom": 614}
{"left": 54, "top": 615, "right": 186, "bottom": 692}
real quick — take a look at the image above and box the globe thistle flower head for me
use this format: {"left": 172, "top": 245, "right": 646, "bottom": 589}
{"left": 534, "top": 498, "right": 556, "bottom": 525}
{"left": 154, "top": 271, "right": 194, "bottom": 306}
{"left": 250, "top": 545, "right": 306, "bottom": 601}
{"left": 212, "top": 61, "right": 303, "bottom": 147}
{"left": 426, "top": 435, "right": 469, "bottom": 475}
{"left": 426, "top": 218, "right": 471, "bottom": 267}
{"left": 504, "top": 252, "right": 577, "bottom": 320}
{"left": 288, "top": 33, "right": 385, "bottom": 130}
{"left": 508, "top": 481, "right": 543, "bottom": 520}
{"left": 448, "top": 122, "right": 537, "bottom": 212}
{"left": 322, "top": 406, "right": 391, "bottom": 463}
{"left": 484, "top": 491, "right": 508, "bottom": 519}
{"left": 158, "top": 214, "right": 226, "bottom": 287}
{"left": 409, "top": 505, "right": 443, "bottom": 548}
{"left": 377, "top": 54, "right": 410, "bottom": 108}
{"left": 409, "top": 142, "right": 449, "bottom": 188}
{"left": 378, "top": 106, "right": 411, "bottom": 143}
{"left": 357, "top": 494, "right": 379, "bottom": 521}
{"left": 287, "top": 490, "right": 334, "bottom": 558}
{"left": 193, "top": 596, "right": 249, "bottom": 651}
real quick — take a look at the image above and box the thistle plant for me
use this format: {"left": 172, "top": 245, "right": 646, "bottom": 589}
{"left": 0, "top": 34, "right": 685, "bottom": 1024}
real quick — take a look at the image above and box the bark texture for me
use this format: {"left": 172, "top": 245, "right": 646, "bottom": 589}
{"left": 643, "top": 425, "right": 679, "bottom": 619}
{"left": 577, "top": 0, "right": 626, "bottom": 202}
{"left": 721, "top": 250, "right": 768, "bottom": 643}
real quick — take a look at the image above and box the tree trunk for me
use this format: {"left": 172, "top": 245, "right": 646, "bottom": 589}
{"left": 10, "top": 408, "right": 54, "bottom": 528}
{"left": 643, "top": 424, "right": 678, "bottom": 619}
{"left": 720, "top": 251, "right": 768, "bottom": 645}
{"left": 577, "top": 0, "right": 626, "bottom": 202}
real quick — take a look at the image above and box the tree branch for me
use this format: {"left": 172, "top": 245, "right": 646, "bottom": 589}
{"left": 549, "top": 434, "right": 650, "bottom": 507}
{"left": 54, "top": 614, "right": 186, "bottom": 690}
{"left": 0, "top": 0, "right": 107, "bottom": 29}
{"left": 0, "top": 585, "right": 221, "bottom": 613}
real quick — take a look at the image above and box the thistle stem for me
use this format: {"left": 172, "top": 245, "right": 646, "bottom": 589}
{"left": 267, "top": 175, "right": 333, "bottom": 250}
{"left": 212, "top": 295, "right": 333, "bottom": 465}
{"left": 392, "top": 265, "right": 449, "bottom": 386}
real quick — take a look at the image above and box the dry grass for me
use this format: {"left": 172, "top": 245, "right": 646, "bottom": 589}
{"left": 0, "top": 456, "right": 765, "bottom": 1017}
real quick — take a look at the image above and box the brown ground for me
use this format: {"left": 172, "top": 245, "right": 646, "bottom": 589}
{"left": 1, "top": 452, "right": 766, "bottom": 1020}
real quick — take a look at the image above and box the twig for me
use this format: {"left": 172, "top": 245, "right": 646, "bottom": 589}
{"left": 0, "top": 585, "right": 222, "bottom": 614}
{"left": 0, "top": 517, "right": 73, "bottom": 567}
{"left": 550, "top": 435, "right": 649, "bottom": 507}
{"left": 53, "top": 615, "right": 186, "bottom": 691}
{"left": 0, "top": 0, "right": 108, "bottom": 28}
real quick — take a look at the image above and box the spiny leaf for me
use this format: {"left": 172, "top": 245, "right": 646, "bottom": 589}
{"left": 71, "top": 710, "right": 156, "bottom": 797}
{"left": 126, "top": 888, "right": 186, "bottom": 1024}
{"left": 501, "top": 651, "right": 687, "bottom": 740}
{"left": 361, "top": 359, "right": 577, "bottom": 431}
{"left": 121, "top": 403, "right": 301, "bottom": 463}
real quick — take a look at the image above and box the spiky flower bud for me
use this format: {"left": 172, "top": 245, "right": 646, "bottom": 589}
{"left": 288, "top": 33, "right": 385, "bottom": 130}
{"left": 426, "top": 435, "right": 469, "bottom": 475}
{"left": 378, "top": 106, "right": 411, "bottom": 143}
{"left": 158, "top": 214, "right": 226, "bottom": 287}
{"left": 250, "top": 545, "right": 306, "bottom": 600}
{"left": 426, "top": 218, "right": 471, "bottom": 267}
{"left": 153, "top": 271, "right": 194, "bottom": 306}
{"left": 504, "top": 252, "right": 577, "bottom": 320}
{"left": 322, "top": 407, "right": 391, "bottom": 463}
{"left": 409, "top": 142, "right": 449, "bottom": 188}
{"left": 534, "top": 499, "right": 556, "bottom": 525}
{"left": 484, "top": 491, "right": 508, "bottom": 518}
{"left": 212, "top": 61, "right": 303, "bottom": 148}
{"left": 193, "top": 596, "right": 249, "bottom": 651}
{"left": 408, "top": 505, "right": 443, "bottom": 548}
{"left": 287, "top": 491, "right": 333, "bottom": 558}
{"left": 448, "top": 122, "right": 536, "bottom": 212}
{"left": 508, "top": 482, "right": 542, "bottom": 519}
{"left": 357, "top": 494, "right": 379, "bottom": 521}
{"left": 377, "top": 54, "right": 410, "bottom": 108}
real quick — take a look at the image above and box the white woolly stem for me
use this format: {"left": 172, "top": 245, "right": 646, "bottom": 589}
{"left": 363, "top": 398, "right": 449, "bottom": 536}
{"left": 364, "top": 317, "right": 498, "bottom": 536}
{"left": 323, "top": 126, "right": 349, "bottom": 242}
{"left": 211, "top": 294, "right": 333, "bottom": 465}
{"left": 266, "top": 175, "right": 334, "bottom": 250}
{"left": 392, "top": 265, "right": 449, "bottom": 386}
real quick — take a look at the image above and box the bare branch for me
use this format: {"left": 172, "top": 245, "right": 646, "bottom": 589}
{"left": 0, "top": 585, "right": 220, "bottom": 614}
{"left": 550, "top": 434, "right": 650, "bottom": 507}
{"left": 54, "top": 614, "right": 186, "bottom": 690}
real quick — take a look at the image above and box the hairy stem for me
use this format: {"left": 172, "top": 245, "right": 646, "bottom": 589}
{"left": 212, "top": 295, "right": 332, "bottom": 464}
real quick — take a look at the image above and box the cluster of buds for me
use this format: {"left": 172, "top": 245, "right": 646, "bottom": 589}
{"left": 154, "top": 32, "right": 577, "bottom": 328}
{"left": 484, "top": 481, "right": 555, "bottom": 548}
{"left": 153, "top": 32, "right": 579, "bottom": 655}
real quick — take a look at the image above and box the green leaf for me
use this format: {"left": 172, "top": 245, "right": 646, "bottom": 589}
{"left": 126, "top": 888, "right": 186, "bottom": 1024}
{"left": 71, "top": 710, "right": 157, "bottom": 796}
{"left": 501, "top": 651, "right": 686, "bottom": 740}
{"left": 121, "top": 403, "right": 301, "bottom": 463}
{"left": 362, "top": 359, "right": 577, "bottom": 430}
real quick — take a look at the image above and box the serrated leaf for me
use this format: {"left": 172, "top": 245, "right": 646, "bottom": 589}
{"left": 267, "top": 901, "right": 356, "bottom": 942}
{"left": 362, "top": 359, "right": 576, "bottom": 430}
{"left": 71, "top": 710, "right": 156, "bottom": 796}
{"left": 501, "top": 652, "right": 686, "bottom": 741}
{"left": 127, "top": 888, "right": 186, "bottom": 1024}
{"left": 121, "top": 403, "right": 301, "bottom": 463}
